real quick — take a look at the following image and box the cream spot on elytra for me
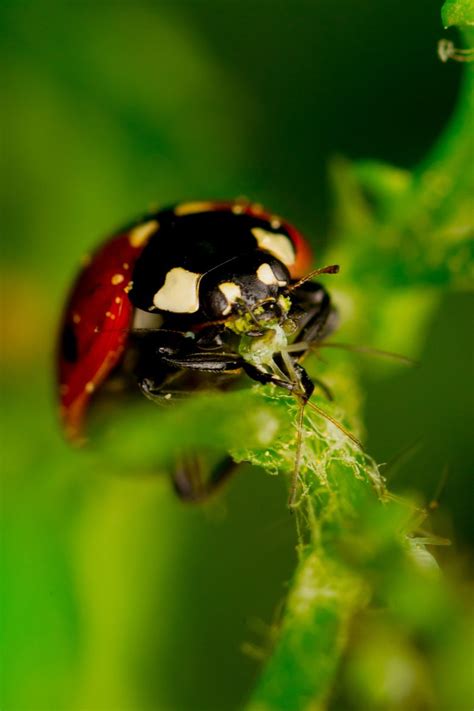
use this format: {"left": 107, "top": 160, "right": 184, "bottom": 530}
{"left": 174, "top": 202, "right": 215, "bottom": 217}
{"left": 111, "top": 273, "right": 124, "bottom": 285}
{"left": 252, "top": 228, "right": 295, "bottom": 266}
{"left": 129, "top": 220, "right": 159, "bottom": 248}
{"left": 153, "top": 267, "right": 201, "bottom": 313}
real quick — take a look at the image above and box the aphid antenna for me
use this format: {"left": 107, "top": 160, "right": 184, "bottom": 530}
{"left": 285, "top": 340, "right": 418, "bottom": 366}
{"left": 319, "top": 341, "right": 418, "bottom": 366}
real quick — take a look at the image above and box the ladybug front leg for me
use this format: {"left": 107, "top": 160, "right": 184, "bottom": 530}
{"left": 137, "top": 350, "right": 244, "bottom": 402}
{"left": 159, "top": 350, "right": 244, "bottom": 373}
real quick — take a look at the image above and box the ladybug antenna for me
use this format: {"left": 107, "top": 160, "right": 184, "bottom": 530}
{"left": 236, "top": 298, "right": 262, "bottom": 328}
{"left": 288, "top": 264, "right": 340, "bottom": 291}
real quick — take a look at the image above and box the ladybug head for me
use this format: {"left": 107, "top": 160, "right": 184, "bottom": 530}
{"left": 200, "top": 251, "right": 292, "bottom": 330}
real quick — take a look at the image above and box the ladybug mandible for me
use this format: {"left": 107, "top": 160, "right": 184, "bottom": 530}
{"left": 57, "top": 199, "right": 340, "bottom": 501}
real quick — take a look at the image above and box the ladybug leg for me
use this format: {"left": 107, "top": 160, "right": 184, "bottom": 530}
{"left": 159, "top": 351, "right": 244, "bottom": 373}
{"left": 132, "top": 328, "right": 244, "bottom": 376}
{"left": 132, "top": 329, "right": 243, "bottom": 397}
{"left": 136, "top": 343, "right": 245, "bottom": 500}
{"left": 173, "top": 455, "right": 237, "bottom": 503}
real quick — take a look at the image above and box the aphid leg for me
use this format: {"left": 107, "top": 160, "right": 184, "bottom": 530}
{"left": 428, "top": 464, "right": 450, "bottom": 511}
{"left": 305, "top": 399, "right": 363, "bottom": 450}
{"left": 438, "top": 39, "right": 474, "bottom": 63}
{"left": 312, "top": 378, "right": 333, "bottom": 401}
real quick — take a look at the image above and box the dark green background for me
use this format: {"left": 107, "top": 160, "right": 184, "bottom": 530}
{"left": 1, "top": 2, "right": 471, "bottom": 710}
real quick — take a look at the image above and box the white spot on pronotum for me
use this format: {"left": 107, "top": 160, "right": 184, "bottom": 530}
{"left": 153, "top": 267, "right": 201, "bottom": 313}
{"left": 111, "top": 273, "right": 124, "bottom": 285}
{"left": 219, "top": 281, "right": 242, "bottom": 315}
{"left": 85, "top": 382, "right": 95, "bottom": 394}
{"left": 129, "top": 220, "right": 159, "bottom": 248}
{"left": 164, "top": 393, "right": 172, "bottom": 400}
{"left": 256, "top": 263, "right": 278, "bottom": 285}
{"left": 252, "top": 228, "right": 295, "bottom": 266}
{"left": 174, "top": 201, "right": 215, "bottom": 217}
{"left": 271, "top": 217, "right": 282, "bottom": 229}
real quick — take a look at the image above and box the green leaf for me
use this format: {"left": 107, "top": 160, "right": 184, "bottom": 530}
{"left": 441, "top": 0, "right": 474, "bottom": 27}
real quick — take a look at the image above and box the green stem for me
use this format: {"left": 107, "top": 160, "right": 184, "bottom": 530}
{"left": 246, "top": 551, "right": 366, "bottom": 711}
{"left": 245, "top": 5, "right": 472, "bottom": 710}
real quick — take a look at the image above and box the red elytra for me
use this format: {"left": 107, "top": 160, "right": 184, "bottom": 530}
{"left": 57, "top": 200, "right": 313, "bottom": 444}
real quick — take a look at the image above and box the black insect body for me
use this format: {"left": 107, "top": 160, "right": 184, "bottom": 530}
{"left": 58, "top": 200, "right": 344, "bottom": 504}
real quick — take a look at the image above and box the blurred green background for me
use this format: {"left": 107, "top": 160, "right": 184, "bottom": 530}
{"left": 1, "top": 2, "right": 472, "bottom": 710}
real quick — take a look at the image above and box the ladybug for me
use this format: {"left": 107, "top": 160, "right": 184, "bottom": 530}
{"left": 58, "top": 199, "right": 340, "bottom": 501}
